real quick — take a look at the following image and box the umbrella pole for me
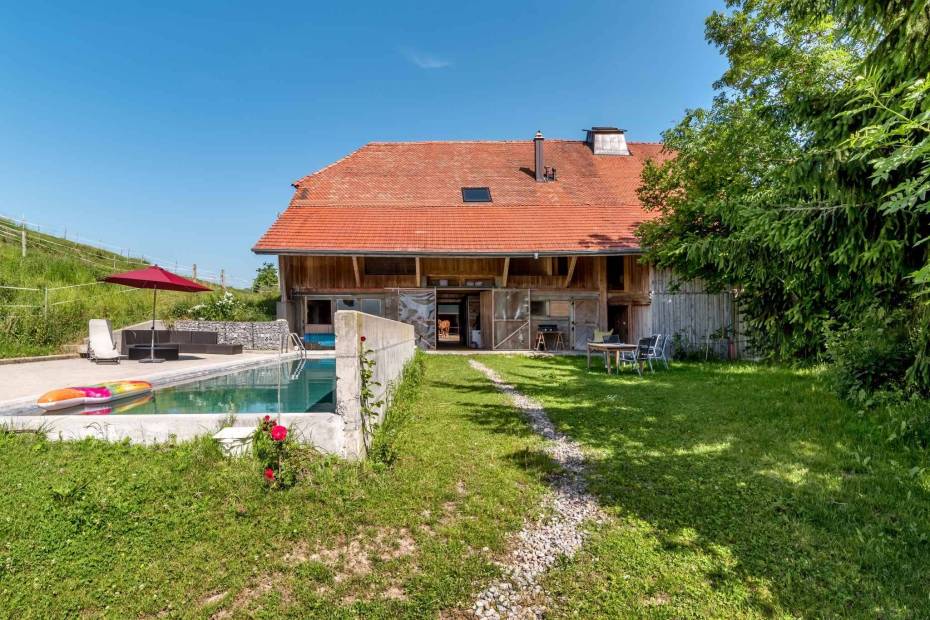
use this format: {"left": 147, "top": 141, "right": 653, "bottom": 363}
{"left": 140, "top": 288, "right": 164, "bottom": 364}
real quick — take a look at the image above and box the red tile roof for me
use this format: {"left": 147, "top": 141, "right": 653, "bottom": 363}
{"left": 253, "top": 139, "right": 669, "bottom": 255}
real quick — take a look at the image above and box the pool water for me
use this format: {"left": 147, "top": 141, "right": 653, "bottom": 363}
{"left": 44, "top": 358, "right": 336, "bottom": 416}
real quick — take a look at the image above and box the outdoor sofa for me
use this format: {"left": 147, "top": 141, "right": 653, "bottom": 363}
{"left": 119, "top": 329, "right": 243, "bottom": 356}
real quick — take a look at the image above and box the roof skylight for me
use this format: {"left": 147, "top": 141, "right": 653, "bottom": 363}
{"left": 461, "top": 187, "right": 492, "bottom": 203}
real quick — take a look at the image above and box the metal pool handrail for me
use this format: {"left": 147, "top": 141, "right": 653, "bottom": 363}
{"left": 280, "top": 332, "right": 308, "bottom": 359}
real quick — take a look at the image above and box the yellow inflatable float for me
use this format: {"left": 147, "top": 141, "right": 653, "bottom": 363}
{"left": 37, "top": 380, "right": 153, "bottom": 412}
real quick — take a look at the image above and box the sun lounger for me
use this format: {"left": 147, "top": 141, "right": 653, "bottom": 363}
{"left": 88, "top": 319, "right": 121, "bottom": 364}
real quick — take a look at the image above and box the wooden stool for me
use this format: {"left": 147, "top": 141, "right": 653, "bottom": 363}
{"left": 552, "top": 331, "right": 565, "bottom": 351}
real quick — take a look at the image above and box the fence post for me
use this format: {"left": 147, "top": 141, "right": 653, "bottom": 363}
{"left": 20, "top": 228, "right": 26, "bottom": 258}
{"left": 221, "top": 269, "right": 226, "bottom": 291}
{"left": 192, "top": 264, "right": 197, "bottom": 280}
{"left": 43, "top": 288, "right": 48, "bottom": 318}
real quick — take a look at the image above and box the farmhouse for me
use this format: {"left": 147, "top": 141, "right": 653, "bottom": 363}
{"left": 254, "top": 127, "right": 736, "bottom": 352}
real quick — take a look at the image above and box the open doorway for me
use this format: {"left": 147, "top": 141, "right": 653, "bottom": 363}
{"left": 437, "top": 301, "right": 463, "bottom": 346}
{"left": 607, "top": 303, "right": 630, "bottom": 343}
{"left": 437, "top": 292, "right": 482, "bottom": 348}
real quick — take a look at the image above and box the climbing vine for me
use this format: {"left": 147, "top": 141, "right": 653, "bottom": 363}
{"left": 358, "top": 335, "right": 384, "bottom": 452}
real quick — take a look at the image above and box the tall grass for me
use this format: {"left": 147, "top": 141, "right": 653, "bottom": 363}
{"left": 0, "top": 219, "right": 272, "bottom": 358}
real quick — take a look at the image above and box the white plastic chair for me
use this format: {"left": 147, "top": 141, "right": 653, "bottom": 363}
{"left": 88, "top": 319, "right": 121, "bottom": 364}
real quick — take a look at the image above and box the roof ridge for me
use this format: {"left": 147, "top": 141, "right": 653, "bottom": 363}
{"left": 363, "top": 139, "right": 663, "bottom": 145}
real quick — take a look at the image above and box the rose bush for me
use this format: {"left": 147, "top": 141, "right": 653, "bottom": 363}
{"left": 252, "top": 416, "right": 296, "bottom": 489}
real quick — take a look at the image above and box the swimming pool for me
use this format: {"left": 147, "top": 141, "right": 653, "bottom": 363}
{"left": 34, "top": 358, "right": 336, "bottom": 416}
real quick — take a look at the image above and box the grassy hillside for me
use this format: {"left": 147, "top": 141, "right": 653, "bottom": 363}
{"left": 0, "top": 218, "right": 273, "bottom": 359}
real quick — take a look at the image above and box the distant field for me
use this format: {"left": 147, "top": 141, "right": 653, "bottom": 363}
{"left": 0, "top": 218, "right": 273, "bottom": 358}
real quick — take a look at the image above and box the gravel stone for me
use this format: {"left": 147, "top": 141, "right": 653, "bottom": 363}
{"left": 468, "top": 360, "right": 604, "bottom": 620}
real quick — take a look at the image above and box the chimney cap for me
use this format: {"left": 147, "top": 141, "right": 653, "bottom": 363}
{"left": 534, "top": 130, "right": 544, "bottom": 140}
{"left": 586, "top": 126, "right": 625, "bottom": 134}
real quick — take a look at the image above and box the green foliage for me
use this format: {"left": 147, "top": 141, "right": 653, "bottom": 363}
{"left": 168, "top": 290, "right": 276, "bottom": 322}
{"left": 825, "top": 309, "right": 917, "bottom": 403}
{"left": 251, "top": 417, "right": 299, "bottom": 489}
{"left": 358, "top": 336, "right": 384, "bottom": 454}
{"left": 252, "top": 261, "right": 278, "bottom": 293}
{"left": 637, "top": 0, "right": 930, "bottom": 394}
{"left": 0, "top": 220, "right": 204, "bottom": 358}
{"left": 369, "top": 351, "right": 425, "bottom": 468}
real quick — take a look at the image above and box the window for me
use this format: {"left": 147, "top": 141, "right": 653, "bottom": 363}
{"left": 531, "top": 299, "right": 571, "bottom": 318}
{"left": 461, "top": 187, "right": 492, "bottom": 202}
{"left": 361, "top": 298, "right": 383, "bottom": 316}
{"left": 364, "top": 257, "right": 416, "bottom": 276}
{"left": 335, "top": 298, "right": 356, "bottom": 311}
{"left": 607, "top": 256, "right": 625, "bottom": 289}
{"left": 306, "top": 299, "right": 332, "bottom": 325}
{"left": 549, "top": 300, "right": 571, "bottom": 317}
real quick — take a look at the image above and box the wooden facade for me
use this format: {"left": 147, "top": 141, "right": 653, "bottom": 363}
{"left": 276, "top": 254, "right": 739, "bottom": 355}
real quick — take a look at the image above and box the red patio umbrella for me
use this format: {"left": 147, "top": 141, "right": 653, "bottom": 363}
{"left": 103, "top": 265, "right": 211, "bottom": 364}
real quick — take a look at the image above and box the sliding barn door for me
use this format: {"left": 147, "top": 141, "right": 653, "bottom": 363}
{"left": 492, "top": 289, "right": 531, "bottom": 350}
{"left": 572, "top": 298, "right": 599, "bottom": 350}
{"left": 397, "top": 288, "right": 436, "bottom": 349}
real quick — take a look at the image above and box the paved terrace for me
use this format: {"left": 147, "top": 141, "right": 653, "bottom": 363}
{"left": 0, "top": 352, "right": 331, "bottom": 414}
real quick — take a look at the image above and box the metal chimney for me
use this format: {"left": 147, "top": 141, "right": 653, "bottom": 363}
{"left": 534, "top": 130, "right": 545, "bottom": 182}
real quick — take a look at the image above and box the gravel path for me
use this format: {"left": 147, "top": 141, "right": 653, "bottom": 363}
{"left": 468, "top": 360, "right": 603, "bottom": 620}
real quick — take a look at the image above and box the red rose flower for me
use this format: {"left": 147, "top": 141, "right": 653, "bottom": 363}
{"left": 360, "top": 336, "right": 366, "bottom": 342}
{"left": 271, "top": 425, "right": 288, "bottom": 442}
{"left": 264, "top": 415, "right": 271, "bottom": 422}
{"left": 263, "top": 467, "right": 275, "bottom": 481}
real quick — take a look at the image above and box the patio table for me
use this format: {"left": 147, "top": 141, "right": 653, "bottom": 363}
{"left": 586, "top": 341, "right": 638, "bottom": 374}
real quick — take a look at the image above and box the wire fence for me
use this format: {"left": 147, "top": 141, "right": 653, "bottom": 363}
{"left": 0, "top": 213, "right": 260, "bottom": 324}
{"left": 0, "top": 212, "right": 254, "bottom": 288}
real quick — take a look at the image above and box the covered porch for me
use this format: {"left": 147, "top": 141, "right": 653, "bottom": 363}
{"left": 274, "top": 253, "right": 654, "bottom": 352}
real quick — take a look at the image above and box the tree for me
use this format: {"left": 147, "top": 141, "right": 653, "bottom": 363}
{"left": 252, "top": 262, "right": 278, "bottom": 293}
{"left": 637, "top": 0, "right": 930, "bottom": 392}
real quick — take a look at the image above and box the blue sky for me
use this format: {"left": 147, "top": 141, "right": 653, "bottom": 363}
{"left": 0, "top": 1, "right": 727, "bottom": 286}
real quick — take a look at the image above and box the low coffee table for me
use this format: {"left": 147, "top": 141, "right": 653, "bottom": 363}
{"left": 128, "top": 343, "right": 180, "bottom": 361}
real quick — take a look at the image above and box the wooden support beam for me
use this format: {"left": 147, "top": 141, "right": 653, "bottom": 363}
{"left": 415, "top": 256, "right": 421, "bottom": 287}
{"left": 501, "top": 257, "right": 510, "bottom": 288}
{"left": 277, "top": 255, "right": 287, "bottom": 303}
{"left": 351, "top": 256, "right": 361, "bottom": 288}
{"left": 596, "top": 256, "right": 608, "bottom": 330}
{"left": 562, "top": 256, "right": 578, "bottom": 288}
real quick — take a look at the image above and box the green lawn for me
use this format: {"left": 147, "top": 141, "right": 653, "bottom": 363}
{"left": 480, "top": 355, "right": 930, "bottom": 619}
{"left": 1, "top": 355, "right": 928, "bottom": 618}
{"left": 0, "top": 355, "right": 552, "bottom": 618}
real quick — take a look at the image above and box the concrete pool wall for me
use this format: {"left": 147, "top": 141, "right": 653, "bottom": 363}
{"left": 334, "top": 310, "right": 416, "bottom": 459}
{"left": 0, "top": 312, "right": 417, "bottom": 460}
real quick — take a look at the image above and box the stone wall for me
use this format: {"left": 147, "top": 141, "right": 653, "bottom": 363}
{"left": 171, "top": 319, "right": 291, "bottom": 350}
{"left": 334, "top": 310, "right": 416, "bottom": 460}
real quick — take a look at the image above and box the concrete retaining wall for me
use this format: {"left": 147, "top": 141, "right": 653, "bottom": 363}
{"left": 171, "top": 319, "right": 290, "bottom": 350}
{"left": 334, "top": 310, "right": 416, "bottom": 459}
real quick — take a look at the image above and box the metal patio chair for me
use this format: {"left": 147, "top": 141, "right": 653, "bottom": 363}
{"left": 646, "top": 334, "right": 671, "bottom": 369}
{"left": 619, "top": 336, "right": 654, "bottom": 376}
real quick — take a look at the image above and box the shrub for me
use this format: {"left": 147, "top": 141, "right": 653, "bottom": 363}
{"left": 252, "top": 416, "right": 297, "bottom": 489}
{"left": 825, "top": 309, "right": 916, "bottom": 404}
{"left": 168, "top": 291, "right": 276, "bottom": 322}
